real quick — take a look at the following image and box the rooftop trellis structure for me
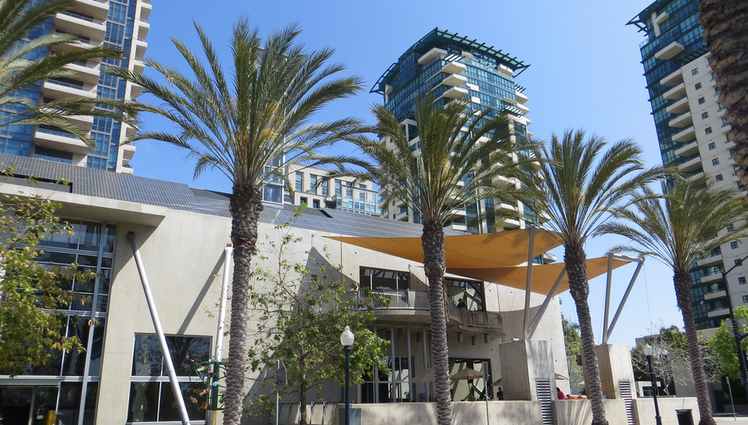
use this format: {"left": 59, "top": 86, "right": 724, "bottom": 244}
{"left": 371, "top": 27, "right": 530, "bottom": 94}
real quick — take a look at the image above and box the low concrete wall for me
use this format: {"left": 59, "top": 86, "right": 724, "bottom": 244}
{"left": 276, "top": 401, "right": 542, "bottom": 425}
{"left": 554, "top": 399, "right": 628, "bottom": 425}
{"left": 633, "top": 397, "right": 700, "bottom": 425}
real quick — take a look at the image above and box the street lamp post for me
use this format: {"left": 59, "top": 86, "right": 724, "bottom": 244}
{"left": 719, "top": 254, "right": 748, "bottom": 396}
{"left": 340, "top": 326, "right": 355, "bottom": 425}
{"left": 644, "top": 344, "right": 663, "bottom": 425}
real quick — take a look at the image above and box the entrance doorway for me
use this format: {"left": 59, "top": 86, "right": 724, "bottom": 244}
{"left": 0, "top": 386, "right": 57, "bottom": 425}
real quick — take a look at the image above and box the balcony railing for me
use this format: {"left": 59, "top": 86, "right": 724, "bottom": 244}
{"left": 358, "top": 289, "right": 501, "bottom": 330}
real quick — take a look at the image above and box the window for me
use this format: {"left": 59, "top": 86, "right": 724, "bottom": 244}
{"left": 716, "top": 174, "right": 724, "bottom": 182}
{"left": 295, "top": 172, "right": 304, "bottom": 192}
{"left": 701, "top": 111, "right": 709, "bottom": 119}
{"left": 736, "top": 259, "right": 743, "bottom": 266}
{"left": 321, "top": 179, "right": 329, "bottom": 196}
{"left": 739, "top": 277, "right": 746, "bottom": 285}
{"left": 446, "top": 278, "right": 485, "bottom": 311}
{"left": 743, "top": 295, "right": 748, "bottom": 304}
{"left": 128, "top": 335, "right": 210, "bottom": 422}
{"left": 728, "top": 223, "right": 735, "bottom": 232}
{"left": 335, "top": 179, "right": 342, "bottom": 197}
{"left": 708, "top": 142, "right": 716, "bottom": 150}
{"left": 699, "top": 97, "right": 706, "bottom": 105}
{"left": 712, "top": 158, "right": 720, "bottom": 166}
{"left": 695, "top": 82, "right": 702, "bottom": 90}
{"left": 312, "top": 199, "right": 320, "bottom": 209}
{"left": 691, "top": 68, "right": 699, "bottom": 75}
{"left": 299, "top": 196, "right": 308, "bottom": 206}
{"left": 310, "top": 175, "right": 318, "bottom": 194}
{"left": 449, "top": 358, "right": 493, "bottom": 401}
{"left": 731, "top": 241, "right": 739, "bottom": 250}
{"left": 705, "top": 127, "right": 713, "bottom": 135}
{"left": 359, "top": 267, "right": 409, "bottom": 296}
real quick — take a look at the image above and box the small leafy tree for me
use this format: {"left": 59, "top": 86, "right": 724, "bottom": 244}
{"left": 709, "top": 306, "right": 748, "bottom": 381}
{"left": 562, "top": 317, "right": 584, "bottom": 394}
{"left": 0, "top": 191, "right": 88, "bottom": 374}
{"left": 246, "top": 216, "right": 389, "bottom": 425}
{"left": 631, "top": 326, "right": 688, "bottom": 395}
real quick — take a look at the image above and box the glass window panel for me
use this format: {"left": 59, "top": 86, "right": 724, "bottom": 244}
{"left": 77, "top": 255, "right": 98, "bottom": 267}
{"left": 69, "top": 293, "right": 93, "bottom": 311}
{"left": 56, "top": 383, "right": 82, "bottom": 425}
{"left": 42, "top": 229, "right": 77, "bottom": 249}
{"left": 80, "top": 383, "right": 98, "bottom": 425}
{"left": 73, "top": 268, "right": 97, "bottom": 292}
{"left": 78, "top": 223, "right": 100, "bottom": 251}
{"left": 127, "top": 382, "right": 158, "bottom": 422}
{"left": 88, "top": 320, "right": 105, "bottom": 376}
{"left": 63, "top": 317, "right": 89, "bottom": 375}
{"left": 31, "top": 387, "right": 58, "bottom": 425}
{"left": 104, "top": 225, "right": 116, "bottom": 253}
{"left": 159, "top": 383, "right": 208, "bottom": 421}
{"left": 36, "top": 251, "right": 76, "bottom": 264}
{"left": 167, "top": 336, "right": 211, "bottom": 376}
{"left": 132, "top": 335, "right": 162, "bottom": 376}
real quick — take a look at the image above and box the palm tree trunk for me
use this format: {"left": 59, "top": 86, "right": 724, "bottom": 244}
{"left": 564, "top": 242, "right": 608, "bottom": 425}
{"left": 699, "top": 0, "right": 748, "bottom": 187}
{"left": 674, "top": 270, "right": 716, "bottom": 425}
{"left": 223, "top": 184, "right": 263, "bottom": 425}
{"left": 422, "top": 220, "right": 452, "bottom": 425}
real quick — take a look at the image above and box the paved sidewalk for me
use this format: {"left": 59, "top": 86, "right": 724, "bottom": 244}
{"left": 716, "top": 418, "right": 748, "bottom": 423}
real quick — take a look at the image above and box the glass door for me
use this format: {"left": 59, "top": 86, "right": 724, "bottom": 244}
{"left": 0, "top": 387, "right": 32, "bottom": 425}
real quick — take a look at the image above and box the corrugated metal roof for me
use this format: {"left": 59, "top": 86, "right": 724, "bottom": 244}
{"left": 0, "top": 154, "right": 461, "bottom": 237}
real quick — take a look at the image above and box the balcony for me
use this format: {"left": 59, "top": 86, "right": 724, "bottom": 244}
{"left": 708, "top": 307, "right": 730, "bottom": 318}
{"left": 42, "top": 79, "right": 96, "bottom": 100}
{"left": 134, "top": 39, "right": 148, "bottom": 60}
{"left": 655, "top": 12, "right": 669, "bottom": 25}
{"left": 62, "top": 61, "right": 100, "bottom": 84}
{"left": 33, "top": 126, "right": 89, "bottom": 153}
{"left": 361, "top": 290, "right": 502, "bottom": 334}
{"left": 440, "top": 86, "right": 469, "bottom": 100}
{"left": 666, "top": 97, "right": 690, "bottom": 115}
{"left": 515, "top": 102, "right": 529, "bottom": 114}
{"left": 703, "top": 290, "right": 727, "bottom": 301}
{"left": 697, "top": 253, "right": 723, "bottom": 267}
{"left": 132, "top": 58, "right": 145, "bottom": 74}
{"left": 121, "top": 143, "right": 136, "bottom": 160}
{"left": 137, "top": 20, "right": 150, "bottom": 40}
{"left": 515, "top": 90, "right": 528, "bottom": 104}
{"left": 69, "top": 0, "right": 108, "bottom": 21}
{"left": 654, "top": 41, "right": 684, "bottom": 60}
{"left": 674, "top": 141, "right": 699, "bottom": 157}
{"left": 669, "top": 111, "right": 693, "bottom": 128}
{"left": 672, "top": 126, "right": 696, "bottom": 143}
{"left": 663, "top": 82, "right": 687, "bottom": 101}
{"left": 686, "top": 171, "right": 705, "bottom": 182}
{"left": 442, "top": 61, "right": 467, "bottom": 75}
{"left": 660, "top": 69, "right": 684, "bottom": 87}
{"left": 417, "top": 47, "right": 447, "bottom": 65}
{"left": 677, "top": 156, "right": 702, "bottom": 172}
{"left": 442, "top": 73, "right": 468, "bottom": 87}
{"left": 54, "top": 11, "right": 106, "bottom": 42}
{"left": 139, "top": 0, "right": 152, "bottom": 21}
{"left": 700, "top": 273, "right": 723, "bottom": 284}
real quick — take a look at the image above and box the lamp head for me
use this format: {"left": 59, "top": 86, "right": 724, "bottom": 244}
{"left": 340, "top": 326, "right": 355, "bottom": 348}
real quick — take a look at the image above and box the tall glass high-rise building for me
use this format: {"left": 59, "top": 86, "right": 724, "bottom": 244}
{"left": 373, "top": 28, "right": 532, "bottom": 234}
{"left": 629, "top": 0, "right": 747, "bottom": 329}
{"left": 0, "top": 0, "right": 151, "bottom": 173}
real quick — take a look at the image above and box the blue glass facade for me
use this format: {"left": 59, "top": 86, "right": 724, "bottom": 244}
{"left": 0, "top": 0, "right": 139, "bottom": 171}
{"left": 374, "top": 28, "right": 529, "bottom": 233}
{"left": 630, "top": 0, "right": 726, "bottom": 329}
{"left": 630, "top": 0, "right": 706, "bottom": 170}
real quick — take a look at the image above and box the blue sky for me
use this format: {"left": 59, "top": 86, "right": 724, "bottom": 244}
{"left": 131, "top": 0, "right": 682, "bottom": 346}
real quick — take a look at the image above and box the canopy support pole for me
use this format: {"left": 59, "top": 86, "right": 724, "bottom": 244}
{"left": 527, "top": 268, "right": 566, "bottom": 339}
{"left": 127, "top": 232, "right": 192, "bottom": 425}
{"left": 215, "top": 244, "right": 233, "bottom": 362}
{"left": 601, "top": 253, "right": 614, "bottom": 343}
{"left": 521, "top": 227, "right": 536, "bottom": 340}
{"left": 603, "top": 257, "right": 645, "bottom": 344}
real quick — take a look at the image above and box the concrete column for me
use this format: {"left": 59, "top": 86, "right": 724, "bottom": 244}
{"left": 499, "top": 339, "right": 555, "bottom": 401}
{"left": 594, "top": 344, "right": 635, "bottom": 399}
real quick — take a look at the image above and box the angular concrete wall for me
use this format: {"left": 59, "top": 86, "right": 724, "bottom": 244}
{"left": 554, "top": 400, "right": 628, "bottom": 425}
{"left": 633, "top": 397, "right": 700, "bottom": 425}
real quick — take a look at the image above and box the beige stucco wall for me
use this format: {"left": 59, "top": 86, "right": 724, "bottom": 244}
{"left": 554, "top": 399, "right": 628, "bottom": 425}
{"left": 633, "top": 397, "right": 700, "bottom": 425}
{"left": 96, "top": 208, "right": 231, "bottom": 425}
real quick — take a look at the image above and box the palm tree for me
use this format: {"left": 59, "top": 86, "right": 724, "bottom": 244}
{"left": 699, "top": 0, "right": 748, "bottom": 186}
{"left": 117, "top": 20, "right": 362, "bottom": 425}
{"left": 347, "top": 97, "right": 526, "bottom": 425}
{"left": 518, "top": 131, "right": 659, "bottom": 425}
{"left": 598, "top": 180, "right": 748, "bottom": 425}
{"left": 0, "top": 0, "right": 124, "bottom": 141}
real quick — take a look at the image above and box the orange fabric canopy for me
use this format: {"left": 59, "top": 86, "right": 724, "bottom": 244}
{"left": 326, "top": 230, "right": 563, "bottom": 268}
{"left": 448, "top": 256, "right": 631, "bottom": 295}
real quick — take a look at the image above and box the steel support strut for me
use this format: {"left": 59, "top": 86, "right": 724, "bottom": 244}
{"left": 127, "top": 232, "right": 192, "bottom": 425}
